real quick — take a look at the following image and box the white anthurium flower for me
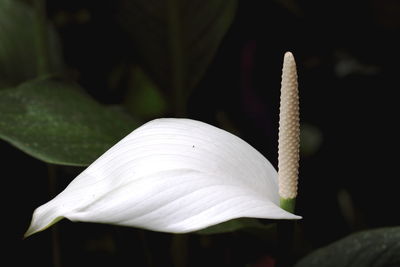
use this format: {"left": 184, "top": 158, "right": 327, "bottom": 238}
{"left": 26, "top": 52, "right": 302, "bottom": 237}
{"left": 25, "top": 118, "right": 300, "bottom": 237}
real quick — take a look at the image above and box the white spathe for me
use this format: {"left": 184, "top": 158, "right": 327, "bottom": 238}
{"left": 25, "top": 118, "right": 300, "bottom": 237}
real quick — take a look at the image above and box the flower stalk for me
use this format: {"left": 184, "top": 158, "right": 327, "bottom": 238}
{"left": 33, "top": 0, "right": 50, "bottom": 76}
{"left": 278, "top": 52, "right": 300, "bottom": 213}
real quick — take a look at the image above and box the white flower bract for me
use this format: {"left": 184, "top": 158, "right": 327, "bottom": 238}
{"left": 25, "top": 118, "right": 300, "bottom": 237}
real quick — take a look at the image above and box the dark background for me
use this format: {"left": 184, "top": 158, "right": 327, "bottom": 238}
{"left": 2, "top": 0, "right": 400, "bottom": 266}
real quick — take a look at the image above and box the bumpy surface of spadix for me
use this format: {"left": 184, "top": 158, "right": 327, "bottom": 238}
{"left": 26, "top": 118, "right": 300, "bottom": 237}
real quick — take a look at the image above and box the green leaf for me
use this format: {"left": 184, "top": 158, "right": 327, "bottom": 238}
{"left": 300, "top": 124, "right": 323, "bottom": 156}
{"left": 117, "top": 0, "right": 237, "bottom": 103}
{"left": 196, "top": 218, "right": 275, "bottom": 235}
{"left": 0, "top": 78, "right": 139, "bottom": 166}
{"left": 0, "top": 0, "right": 64, "bottom": 89}
{"left": 295, "top": 227, "right": 400, "bottom": 267}
{"left": 124, "top": 67, "right": 168, "bottom": 119}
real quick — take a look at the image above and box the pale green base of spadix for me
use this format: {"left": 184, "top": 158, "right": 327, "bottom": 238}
{"left": 280, "top": 197, "right": 296, "bottom": 214}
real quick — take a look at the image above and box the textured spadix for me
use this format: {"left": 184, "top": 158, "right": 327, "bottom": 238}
{"left": 25, "top": 118, "right": 300, "bottom": 237}
{"left": 278, "top": 52, "right": 300, "bottom": 200}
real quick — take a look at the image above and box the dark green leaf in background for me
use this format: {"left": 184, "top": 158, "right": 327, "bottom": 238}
{"left": 117, "top": 0, "right": 237, "bottom": 110}
{"left": 0, "top": 78, "right": 138, "bottom": 166}
{"left": 295, "top": 227, "right": 400, "bottom": 267}
{"left": 0, "top": 0, "right": 64, "bottom": 89}
{"left": 124, "top": 66, "right": 168, "bottom": 119}
{"left": 300, "top": 124, "right": 323, "bottom": 156}
{"left": 197, "top": 218, "right": 275, "bottom": 236}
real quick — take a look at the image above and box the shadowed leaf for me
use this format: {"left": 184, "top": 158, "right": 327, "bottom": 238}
{"left": 196, "top": 218, "right": 275, "bottom": 235}
{"left": 295, "top": 227, "right": 400, "bottom": 267}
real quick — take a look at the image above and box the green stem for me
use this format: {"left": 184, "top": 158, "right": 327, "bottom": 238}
{"left": 167, "top": 0, "right": 186, "bottom": 117}
{"left": 138, "top": 230, "right": 154, "bottom": 267}
{"left": 47, "top": 165, "right": 62, "bottom": 267}
{"left": 171, "top": 234, "right": 189, "bottom": 267}
{"left": 34, "top": 0, "right": 51, "bottom": 76}
{"left": 36, "top": 2, "right": 59, "bottom": 262}
{"left": 277, "top": 198, "right": 296, "bottom": 267}
{"left": 167, "top": 2, "right": 189, "bottom": 264}
{"left": 277, "top": 221, "right": 295, "bottom": 267}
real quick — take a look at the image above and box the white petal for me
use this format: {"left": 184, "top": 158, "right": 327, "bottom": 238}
{"left": 25, "top": 118, "right": 300, "bottom": 237}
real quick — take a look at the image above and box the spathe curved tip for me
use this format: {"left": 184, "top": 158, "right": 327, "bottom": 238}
{"left": 24, "top": 200, "right": 65, "bottom": 238}
{"left": 24, "top": 216, "right": 64, "bottom": 238}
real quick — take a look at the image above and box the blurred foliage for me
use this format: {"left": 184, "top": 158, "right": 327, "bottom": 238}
{"left": 117, "top": 0, "right": 237, "bottom": 113}
{"left": 300, "top": 124, "right": 323, "bottom": 157}
{"left": 0, "top": 0, "right": 64, "bottom": 88}
{"left": 0, "top": 78, "right": 138, "bottom": 166}
{"left": 295, "top": 227, "right": 400, "bottom": 267}
{"left": 0, "top": 0, "right": 238, "bottom": 165}
{"left": 123, "top": 66, "right": 168, "bottom": 119}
